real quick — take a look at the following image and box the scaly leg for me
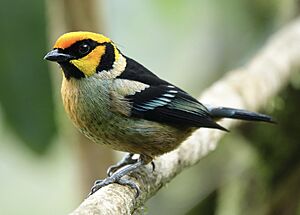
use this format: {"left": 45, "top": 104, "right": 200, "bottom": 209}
{"left": 89, "top": 155, "right": 148, "bottom": 197}
{"left": 107, "top": 153, "right": 136, "bottom": 176}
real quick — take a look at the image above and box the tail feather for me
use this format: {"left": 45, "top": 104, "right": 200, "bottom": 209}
{"left": 208, "top": 107, "right": 275, "bottom": 123}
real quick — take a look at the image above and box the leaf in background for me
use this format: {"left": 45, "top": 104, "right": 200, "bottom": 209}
{"left": 0, "top": 0, "right": 57, "bottom": 154}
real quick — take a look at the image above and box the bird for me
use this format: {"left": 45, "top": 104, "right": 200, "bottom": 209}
{"left": 44, "top": 31, "right": 274, "bottom": 197}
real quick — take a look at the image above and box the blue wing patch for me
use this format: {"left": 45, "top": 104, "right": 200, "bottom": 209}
{"left": 126, "top": 84, "right": 225, "bottom": 130}
{"left": 133, "top": 85, "right": 177, "bottom": 111}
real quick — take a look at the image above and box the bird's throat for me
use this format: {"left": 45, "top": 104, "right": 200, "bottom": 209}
{"left": 60, "top": 62, "right": 85, "bottom": 80}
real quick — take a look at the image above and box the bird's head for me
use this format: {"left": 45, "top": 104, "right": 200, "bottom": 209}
{"left": 44, "top": 31, "right": 121, "bottom": 80}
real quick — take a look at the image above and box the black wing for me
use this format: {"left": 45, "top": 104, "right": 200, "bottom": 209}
{"left": 117, "top": 56, "right": 169, "bottom": 86}
{"left": 117, "top": 56, "right": 226, "bottom": 130}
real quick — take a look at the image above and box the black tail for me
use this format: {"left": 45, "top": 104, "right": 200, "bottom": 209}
{"left": 208, "top": 107, "right": 275, "bottom": 123}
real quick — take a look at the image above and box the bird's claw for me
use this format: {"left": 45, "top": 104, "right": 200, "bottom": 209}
{"left": 107, "top": 165, "right": 121, "bottom": 177}
{"left": 89, "top": 154, "right": 148, "bottom": 197}
{"left": 151, "top": 161, "right": 155, "bottom": 172}
{"left": 106, "top": 153, "right": 137, "bottom": 177}
{"left": 117, "top": 178, "right": 140, "bottom": 198}
{"left": 89, "top": 177, "right": 140, "bottom": 197}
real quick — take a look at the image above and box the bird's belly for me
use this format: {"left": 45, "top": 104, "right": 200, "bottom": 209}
{"left": 71, "top": 106, "right": 193, "bottom": 157}
{"left": 61, "top": 79, "right": 194, "bottom": 157}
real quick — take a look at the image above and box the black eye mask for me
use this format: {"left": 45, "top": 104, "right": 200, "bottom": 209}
{"left": 64, "top": 39, "right": 100, "bottom": 59}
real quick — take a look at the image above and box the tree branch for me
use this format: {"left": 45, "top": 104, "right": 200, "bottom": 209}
{"left": 69, "top": 18, "right": 300, "bottom": 215}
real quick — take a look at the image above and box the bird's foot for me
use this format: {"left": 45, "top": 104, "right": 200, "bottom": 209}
{"left": 107, "top": 153, "right": 136, "bottom": 177}
{"left": 89, "top": 155, "right": 148, "bottom": 198}
{"left": 89, "top": 177, "right": 140, "bottom": 197}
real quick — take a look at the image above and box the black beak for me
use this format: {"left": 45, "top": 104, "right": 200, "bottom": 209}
{"left": 44, "top": 49, "right": 74, "bottom": 62}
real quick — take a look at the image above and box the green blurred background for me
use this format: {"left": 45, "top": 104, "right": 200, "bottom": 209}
{"left": 0, "top": 0, "right": 300, "bottom": 214}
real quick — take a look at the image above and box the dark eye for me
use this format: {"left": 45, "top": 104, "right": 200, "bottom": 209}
{"left": 78, "top": 43, "right": 91, "bottom": 55}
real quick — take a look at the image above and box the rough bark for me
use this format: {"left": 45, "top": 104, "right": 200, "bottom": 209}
{"left": 69, "top": 18, "right": 300, "bottom": 214}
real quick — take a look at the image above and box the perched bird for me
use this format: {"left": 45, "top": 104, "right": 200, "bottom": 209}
{"left": 44, "top": 31, "right": 273, "bottom": 196}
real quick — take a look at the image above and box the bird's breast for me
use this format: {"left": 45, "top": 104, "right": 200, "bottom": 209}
{"left": 60, "top": 77, "right": 194, "bottom": 157}
{"left": 61, "top": 77, "right": 114, "bottom": 141}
